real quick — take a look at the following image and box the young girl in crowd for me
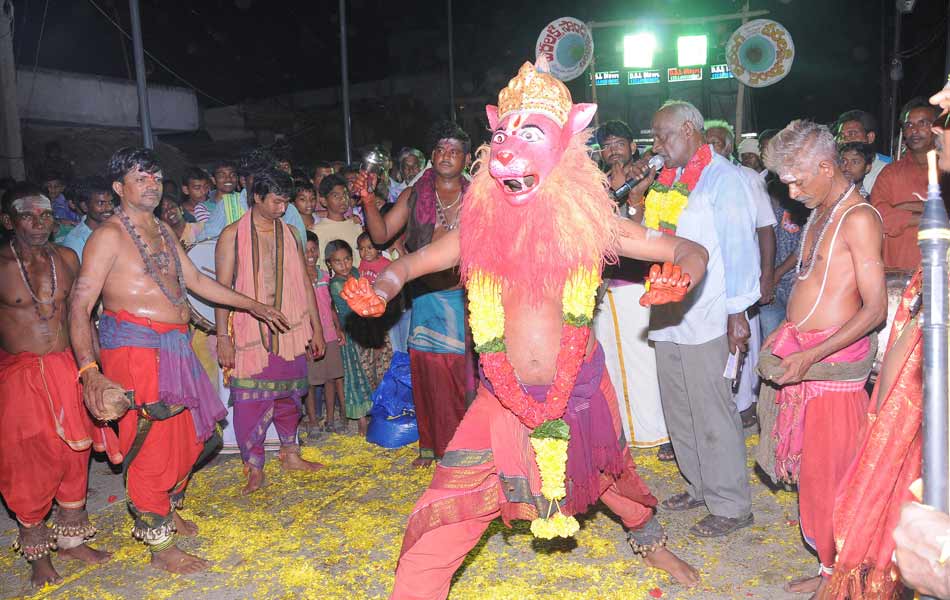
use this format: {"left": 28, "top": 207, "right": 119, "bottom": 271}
{"left": 356, "top": 231, "right": 391, "bottom": 283}
{"left": 304, "top": 232, "right": 345, "bottom": 433}
{"left": 353, "top": 232, "right": 395, "bottom": 387}
{"left": 326, "top": 240, "right": 374, "bottom": 435}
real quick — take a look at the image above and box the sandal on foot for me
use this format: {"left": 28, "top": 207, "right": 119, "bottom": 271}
{"left": 656, "top": 443, "right": 675, "bottom": 462}
{"left": 740, "top": 406, "right": 758, "bottom": 429}
{"left": 689, "top": 513, "right": 754, "bottom": 538}
{"left": 660, "top": 492, "right": 705, "bottom": 511}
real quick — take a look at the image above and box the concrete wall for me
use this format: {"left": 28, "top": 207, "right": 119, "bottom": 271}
{"left": 16, "top": 67, "right": 199, "bottom": 132}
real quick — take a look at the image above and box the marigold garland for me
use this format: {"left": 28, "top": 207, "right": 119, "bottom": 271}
{"left": 643, "top": 144, "right": 713, "bottom": 235}
{"left": 467, "top": 266, "right": 601, "bottom": 539}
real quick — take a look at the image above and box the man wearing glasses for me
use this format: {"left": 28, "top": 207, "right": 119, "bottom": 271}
{"left": 869, "top": 98, "right": 938, "bottom": 270}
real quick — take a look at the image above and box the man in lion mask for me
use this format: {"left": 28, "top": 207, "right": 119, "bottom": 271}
{"left": 346, "top": 59, "right": 708, "bottom": 599}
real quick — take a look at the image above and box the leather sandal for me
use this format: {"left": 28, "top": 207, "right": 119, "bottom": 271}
{"left": 660, "top": 492, "right": 705, "bottom": 511}
{"left": 689, "top": 513, "right": 754, "bottom": 537}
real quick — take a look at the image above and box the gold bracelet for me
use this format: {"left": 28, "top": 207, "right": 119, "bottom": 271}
{"left": 76, "top": 362, "right": 99, "bottom": 380}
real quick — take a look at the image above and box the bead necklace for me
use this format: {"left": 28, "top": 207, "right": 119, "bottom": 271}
{"left": 116, "top": 206, "right": 187, "bottom": 305}
{"left": 434, "top": 189, "right": 462, "bottom": 231}
{"left": 796, "top": 184, "right": 855, "bottom": 280}
{"left": 10, "top": 239, "right": 58, "bottom": 321}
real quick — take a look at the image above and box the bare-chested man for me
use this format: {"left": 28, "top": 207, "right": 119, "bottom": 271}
{"left": 215, "top": 168, "right": 326, "bottom": 495}
{"left": 69, "top": 147, "right": 289, "bottom": 574}
{"left": 761, "top": 120, "right": 886, "bottom": 598}
{"left": 359, "top": 121, "right": 474, "bottom": 467}
{"left": 0, "top": 183, "right": 112, "bottom": 587}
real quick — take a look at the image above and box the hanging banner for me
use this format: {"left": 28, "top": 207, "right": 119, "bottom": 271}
{"left": 710, "top": 64, "right": 734, "bottom": 80}
{"left": 594, "top": 71, "right": 621, "bottom": 86}
{"left": 535, "top": 17, "right": 594, "bottom": 82}
{"left": 628, "top": 70, "right": 661, "bottom": 85}
{"left": 668, "top": 67, "right": 703, "bottom": 83}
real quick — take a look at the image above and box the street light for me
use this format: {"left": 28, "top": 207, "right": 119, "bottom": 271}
{"left": 624, "top": 32, "right": 657, "bottom": 68}
{"left": 677, "top": 34, "right": 708, "bottom": 67}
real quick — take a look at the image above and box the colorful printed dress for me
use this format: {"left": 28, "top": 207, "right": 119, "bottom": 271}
{"left": 329, "top": 268, "right": 374, "bottom": 419}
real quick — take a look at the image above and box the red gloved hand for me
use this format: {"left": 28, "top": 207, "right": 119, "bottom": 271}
{"left": 639, "top": 262, "right": 691, "bottom": 307}
{"left": 341, "top": 276, "right": 387, "bottom": 317}
{"left": 353, "top": 171, "right": 378, "bottom": 206}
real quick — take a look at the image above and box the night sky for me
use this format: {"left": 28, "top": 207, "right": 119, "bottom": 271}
{"left": 9, "top": 0, "right": 948, "bottom": 140}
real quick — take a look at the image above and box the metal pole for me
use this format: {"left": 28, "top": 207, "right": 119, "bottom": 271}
{"left": 447, "top": 0, "right": 456, "bottom": 122}
{"left": 919, "top": 153, "right": 950, "bottom": 600}
{"left": 128, "top": 0, "right": 153, "bottom": 149}
{"left": 734, "top": 1, "right": 750, "bottom": 138}
{"left": 945, "top": 0, "right": 950, "bottom": 77}
{"left": 0, "top": 0, "right": 24, "bottom": 179}
{"left": 339, "top": 0, "right": 352, "bottom": 164}
{"left": 888, "top": 0, "right": 903, "bottom": 157}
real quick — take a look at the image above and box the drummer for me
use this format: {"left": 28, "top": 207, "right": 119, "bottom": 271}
{"left": 761, "top": 120, "right": 886, "bottom": 597}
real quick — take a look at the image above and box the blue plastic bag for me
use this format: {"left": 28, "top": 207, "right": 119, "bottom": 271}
{"left": 366, "top": 352, "right": 419, "bottom": 448}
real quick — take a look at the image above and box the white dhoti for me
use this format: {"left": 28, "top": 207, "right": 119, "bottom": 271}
{"left": 733, "top": 310, "right": 761, "bottom": 412}
{"left": 593, "top": 283, "right": 669, "bottom": 448}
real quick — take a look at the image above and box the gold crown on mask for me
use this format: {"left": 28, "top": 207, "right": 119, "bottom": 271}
{"left": 497, "top": 58, "right": 573, "bottom": 127}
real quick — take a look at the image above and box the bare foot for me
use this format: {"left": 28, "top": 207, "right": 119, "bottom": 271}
{"left": 28, "top": 555, "right": 62, "bottom": 588}
{"left": 173, "top": 511, "right": 198, "bottom": 537}
{"left": 279, "top": 451, "right": 324, "bottom": 472}
{"left": 149, "top": 545, "right": 210, "bottom": 574}
{"left": 784, "top": 575, "right": 822, "bottom": 594}
{"left": 411, "top": 458, "right": 433, "bottom": 468}
{"left": 59, "top": 543, "right": 112, "bottom": 564}
{"left": 643, "top": 546, "right": 701, "bottom": 586}
{"left": 241, "top": 466, "right": 264, "bottom": 496}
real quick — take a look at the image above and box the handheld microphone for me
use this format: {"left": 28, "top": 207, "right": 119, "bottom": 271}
{"left": 611, "top": 155, "right": 665, "bottom": 203}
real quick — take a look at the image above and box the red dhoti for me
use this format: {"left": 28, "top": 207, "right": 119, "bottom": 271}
{"left": 0, "top": 348, "right": 112, "bottom": 526}
{"left": 771, "top": 323, "right": 870, "bottom": 572}
{"left": 392, "top": 344, "right": 659, "bottom": 600}
{"left": 99, "top": 311, "right": 205, "bottom": 536}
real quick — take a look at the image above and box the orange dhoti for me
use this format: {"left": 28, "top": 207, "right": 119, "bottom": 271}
{"left": 0, "top": 348, "right": 115, "bottom": 557}
{"left": 99, "top": 310, "right": 223, "bottom": 547}
{"left": 392, "top": 344, "right": 661, "bottom": 600}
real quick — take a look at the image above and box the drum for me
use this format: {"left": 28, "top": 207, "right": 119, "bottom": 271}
{"left": 186, "top": 240, "right": 219, "bottom": 334}
{"left": 183, "top": 240, "right": 284, "bottom": 453}
{"left": 870, "top": 269, "right": 915, "bottom": 382}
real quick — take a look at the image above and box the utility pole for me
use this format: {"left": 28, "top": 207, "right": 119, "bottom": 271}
{"left": 447, "top": 0, "right": 456, "bottom": 122}
{"left": 339, "top": 0, "right": 352, "bottom": 164}
{"left": 129, "top": 0, "right": 154, "bottom": 148}
{"left": 0, "top": 0, "right": 25, "bottom": 179}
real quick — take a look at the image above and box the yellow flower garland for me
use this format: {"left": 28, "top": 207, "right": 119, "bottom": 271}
{"left": 467, "top": 266, "right": 601, "bottom": 539}
{"left": 643, "top": 186, "right": 689, "bottom": 233}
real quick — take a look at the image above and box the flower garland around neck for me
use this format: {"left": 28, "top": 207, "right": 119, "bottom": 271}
{"left": 467, "top": 266, "right": 600, "bottom": 539}
{"left": 643, "top": 144, "right": 713, "bottom": 235}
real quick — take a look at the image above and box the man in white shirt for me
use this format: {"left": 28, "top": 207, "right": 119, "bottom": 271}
{"left": 705, "top": 121, "right": 777, "bottom": 424}
{"left": 631, "top": 101, "right": 756, "bottom": 538}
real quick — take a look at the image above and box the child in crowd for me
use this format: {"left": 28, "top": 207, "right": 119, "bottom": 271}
{"left": 312, "top": 161, "right": 335, "bottom": 220}
{"left": 304, "top": 232, "right": 346, "bottom": 433}
{"left": 838, "top": 142, "right": 875, "bottom": 198}
{"left": 353, "top": 232, "right": 395, "bottom": 386}
{"left": 180, "top": 167, "right": 211, "bottom": 223}
{"left": 294, "top": 182, "right": 319, "bottom": 233}
{"left": 313, "top": 174, "right": 365, "bottom": 266}
{"left": 326, "top": 240, "right": 374, "bottom": 435}
{"left": 203, "top": 160, "right": 239, "bottom": 219}
{"left": 356, "top": 231, "right": 391, "bottom": 283}
{"left": 42, "top": 170, "right": 80, "bottom": 240}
